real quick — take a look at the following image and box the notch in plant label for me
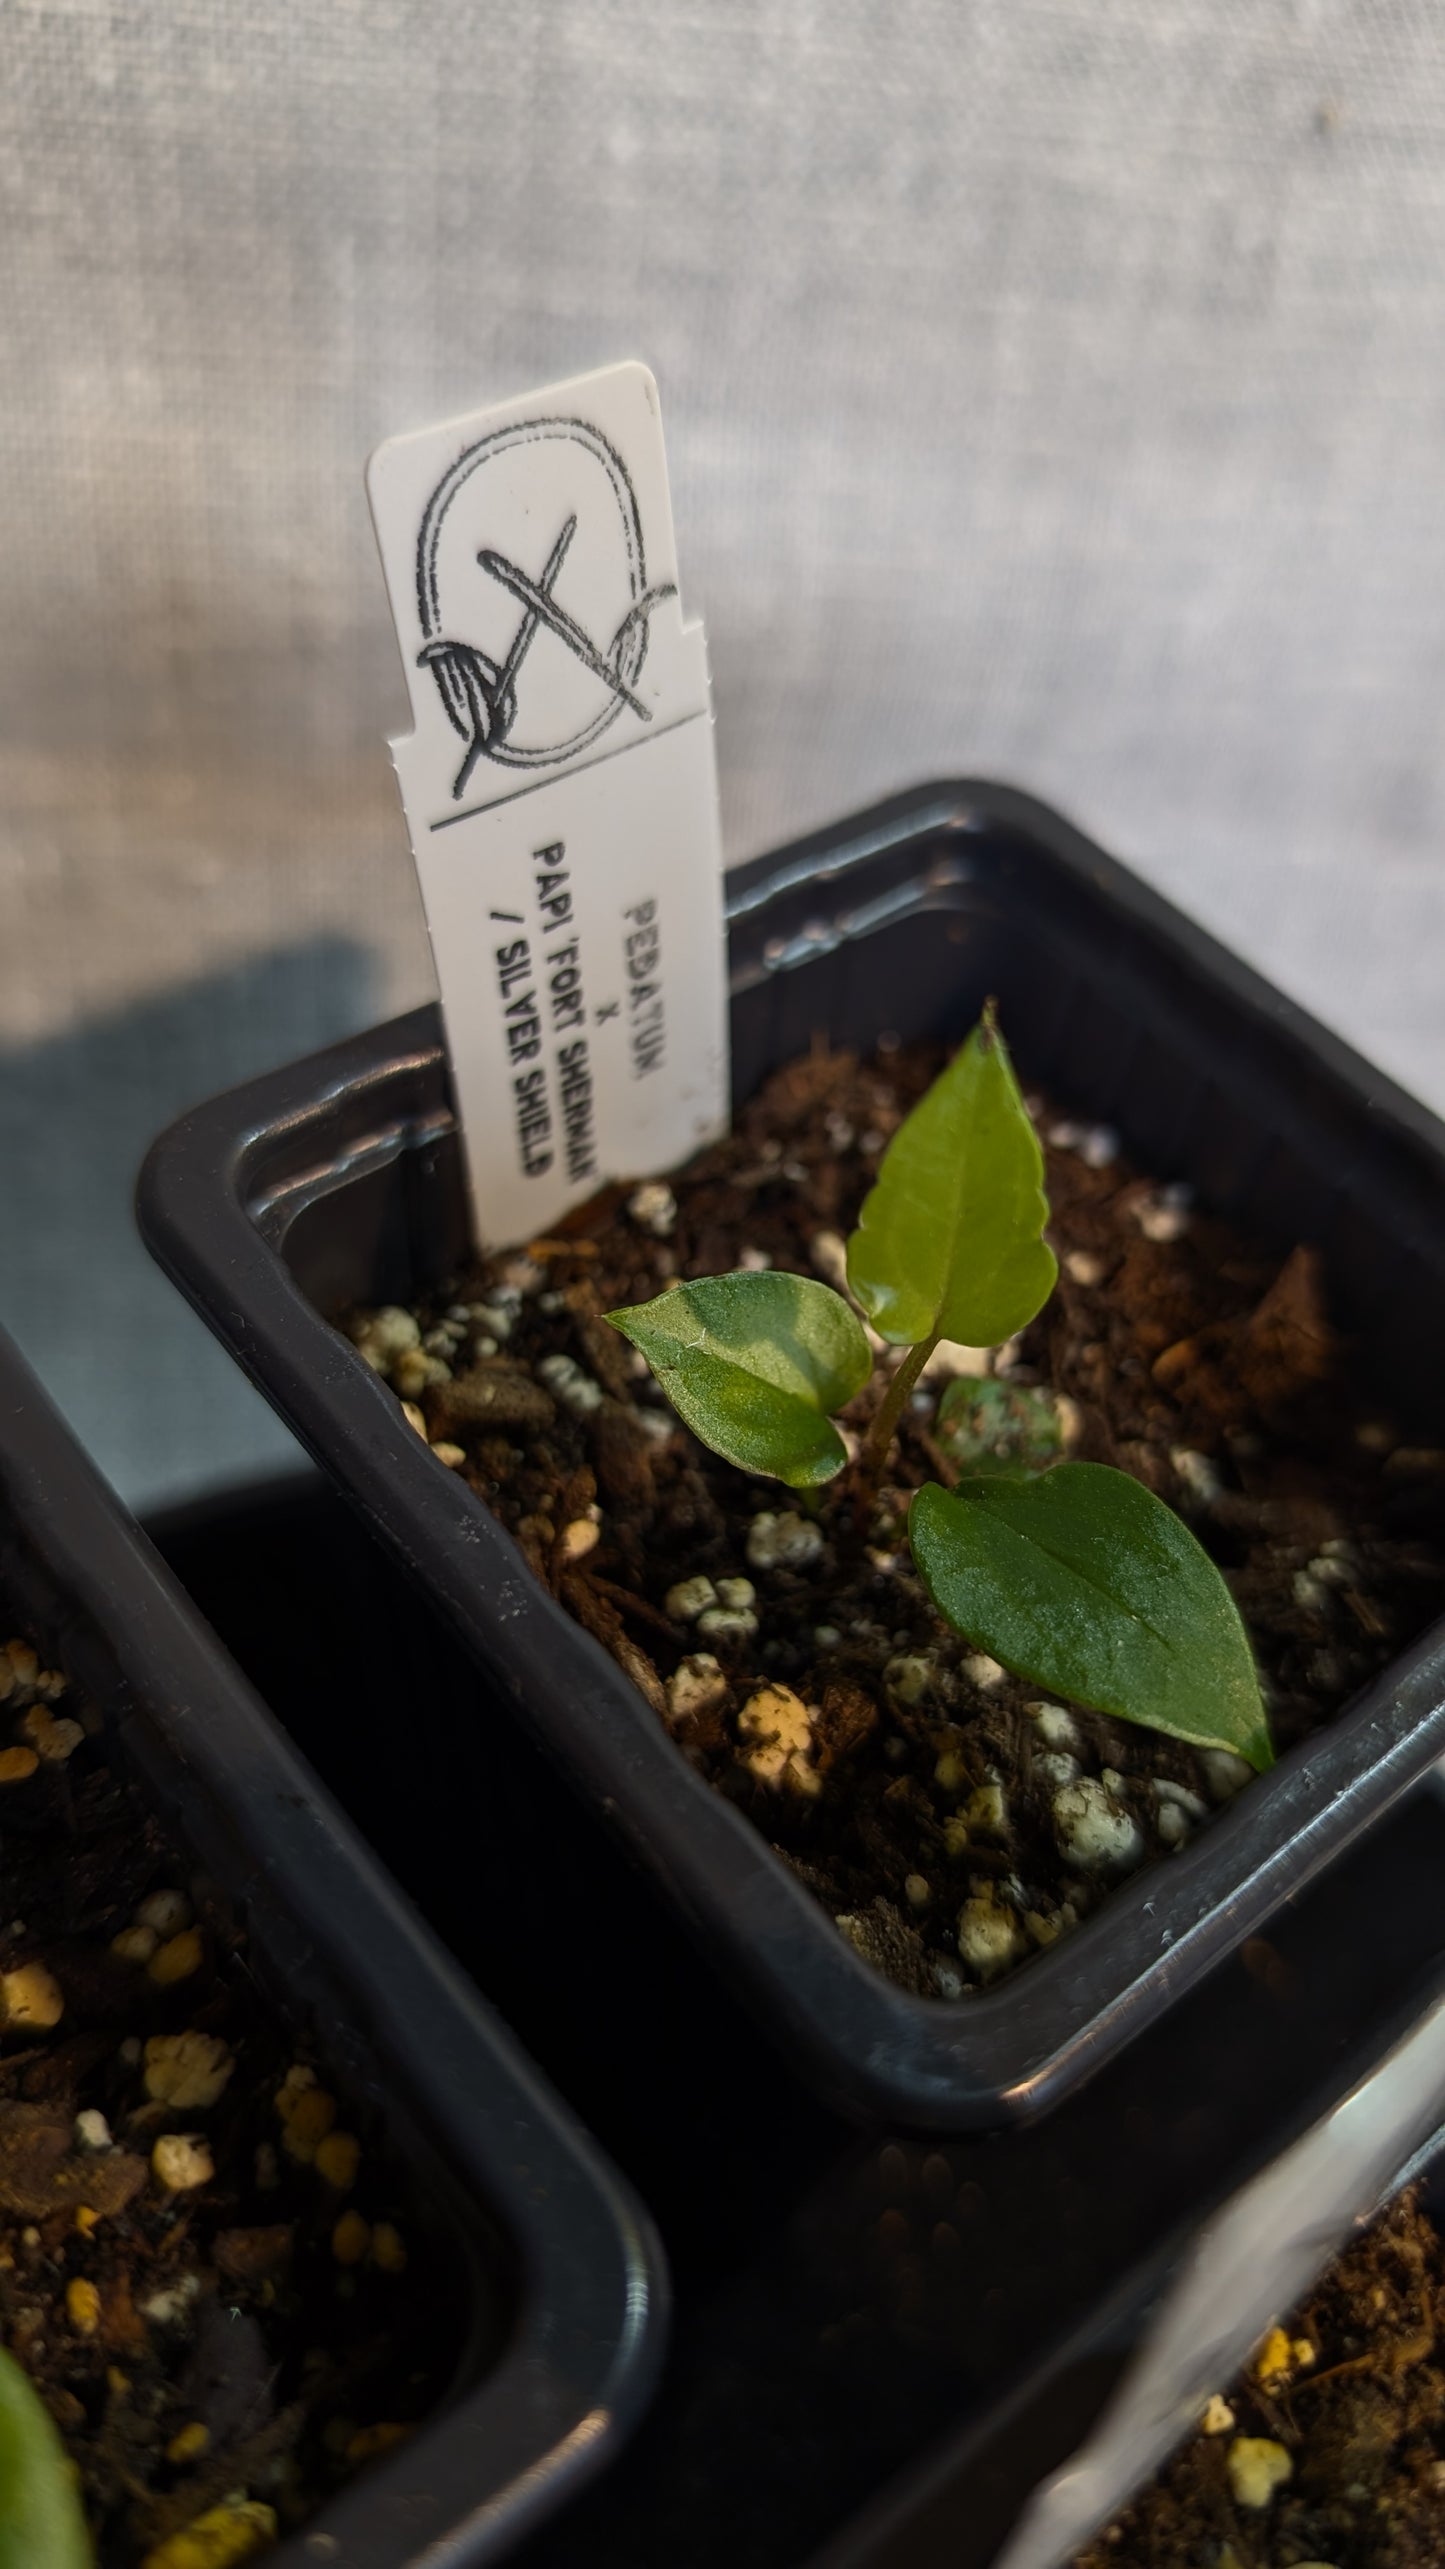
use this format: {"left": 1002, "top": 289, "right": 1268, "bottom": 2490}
{"left": 368, "top": 362, "right": 728, "bottom": 1247}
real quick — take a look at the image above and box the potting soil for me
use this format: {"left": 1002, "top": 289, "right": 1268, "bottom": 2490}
{"left": 1073, "top": 2182, "right": 1445, "bottom": 2568}
{"left": 345, "top": 1039, "right": 1445, "bottom": 2001}
{"left": 0, "top": 1624, "right": 471, "bottom": 2565}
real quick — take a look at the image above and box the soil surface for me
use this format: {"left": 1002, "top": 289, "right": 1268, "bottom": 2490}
{"left": 345, "top": 1038, "right": 1445, "bottom": 2001}
{"left": 1073, "top": 2182, "right": 1445, "bottom": 2568}
{"left": 0, "top": 1622, "right": 471, "bottom": 2566}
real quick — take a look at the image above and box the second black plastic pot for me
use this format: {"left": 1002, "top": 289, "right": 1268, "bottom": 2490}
{"left": 813, "top": 1875, "right": 1445, "bottom": 2569}
{"left": 0, "top": 1324, "right": 666, "bottom": 2564}
{"left": 137, "top": 780, "right": 1445, "bottom": 2130}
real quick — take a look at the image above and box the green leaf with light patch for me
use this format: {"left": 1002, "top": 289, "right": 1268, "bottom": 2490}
{"left": 846, "top": 1007, "right": 1057, "bottom": 1348}
{"left": 606, "top": 1271, "right": 872, "bottom": 1488}
{"left": 910, "top": 1463, "right": 1272, "bottom": 1767}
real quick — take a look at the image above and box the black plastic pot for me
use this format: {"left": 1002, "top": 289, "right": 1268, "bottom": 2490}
{"left": 143, "top": 1472, "right": 1445, "bottom": 2569}
{"left": 0, "top": 1325, "right": 665, "bottom": 2565}
{"left": 812, "top": 1884, "right": 1445, "bottom": 2569}
{"left": 137, "top": 780, "right": 1445, "bottom": 2132}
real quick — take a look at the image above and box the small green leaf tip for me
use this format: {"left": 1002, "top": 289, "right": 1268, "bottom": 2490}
{"left": 909, "top": 1463, "right": 1273, "bottom": 1769}
{"left": 0, "top": 2343, "right": 93, "bottom": 2568}
{"left": 845, "top": 1009, "right": 1057, "bottom": 1350}
{"left": 606, "top": 1270, "right": 872, "bottom": 1488}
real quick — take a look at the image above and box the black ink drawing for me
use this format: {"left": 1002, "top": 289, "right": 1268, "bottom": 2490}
{"left": 413, "top": 416, "right": 676, "bottom": 799}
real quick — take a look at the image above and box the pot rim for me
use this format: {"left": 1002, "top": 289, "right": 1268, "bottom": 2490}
{"left": 137, "top": 779, "right": 1445, "bottom": 2132}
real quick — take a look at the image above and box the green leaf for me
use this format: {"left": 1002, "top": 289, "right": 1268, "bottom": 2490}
{"left": 846, "top": 1009, "right": 1057, "bottom": 1347}
{"left": 934, "top": 1376, "right": 1065, "bottom": 1476}
{"left": 0, "top": 2344, "right": 92, "bottom": 2569}
{"left": 606, "top": 1271, "right": 873, "bottom": 1488}
{"left": 909, "top": 1464, "right": 1273, "bottom": 1768}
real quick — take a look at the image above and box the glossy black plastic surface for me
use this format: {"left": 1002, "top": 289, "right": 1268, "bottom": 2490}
{"left": 137, "top": 781, "right": 1445, "bottom": 2129}
{"left": 812, "top": 1947, "right": 1445, "bottom": 2569}
{"left": 149, "top": 1472, "right": 1445, "bottom": 2569}
{"left": 0, "top": 1330, "right": 665, "bottom": 2566}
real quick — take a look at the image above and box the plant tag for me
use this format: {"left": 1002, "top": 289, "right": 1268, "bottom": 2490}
{"left": 368, "top": 361, "right": 728, "bottom": 1246}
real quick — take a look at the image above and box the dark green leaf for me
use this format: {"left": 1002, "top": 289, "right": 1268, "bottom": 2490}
{"left": 934, "top": 1376, "right": 1065, "bottom": 1476}
{"left": 910, "top": 1463, "right": 1272, "bottom": 1767}
{"left": 606, "top": 1271, "right": 872, "bottom": 1488}
{"left": 0, "top": 2344, "right": 92, "bottom": 2569}
{"left": 846, "top": 1009, "right": 1057, "bottom": 1348}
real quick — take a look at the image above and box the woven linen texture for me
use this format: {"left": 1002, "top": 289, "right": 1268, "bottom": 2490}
{"left": 3, "top": 0, "right": 1444, "bottom": 1497}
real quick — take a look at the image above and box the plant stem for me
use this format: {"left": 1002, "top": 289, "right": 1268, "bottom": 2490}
{"left": 853, "top": 1332, "right": 939, "bottom": 1508}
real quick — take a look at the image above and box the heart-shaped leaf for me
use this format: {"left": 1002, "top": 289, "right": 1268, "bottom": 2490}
{"left": 0, "top": 2344, "right": 93, "bottom": 2568}
{"left": 910, "top": 1463, "right": 1272, "bottom": 1767}
{"left": 846, "top": 1009, "right": 1057, "bottom": 1348}
{"left": 606, "top": 1271, "right": 872, "bottom": 1488}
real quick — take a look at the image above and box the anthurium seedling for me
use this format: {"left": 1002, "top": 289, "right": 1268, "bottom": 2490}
{"left": 0, "top": 2341, "right": 92, "bottom": 2567}
{"left": 608, "top": 1006, "right": 1273, "bottom": 1770}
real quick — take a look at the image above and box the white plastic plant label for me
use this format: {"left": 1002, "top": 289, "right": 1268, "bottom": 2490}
{"left": 368, "top": 361, "right": 728, "bottom": 1246}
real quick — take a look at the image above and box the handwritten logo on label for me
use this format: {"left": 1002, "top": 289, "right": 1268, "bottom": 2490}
{"left": 414, "top": 416, "right": 678, "bottom": 798}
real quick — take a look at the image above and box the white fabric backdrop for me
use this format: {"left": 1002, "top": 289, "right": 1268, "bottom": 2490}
{"left": 3, "top": 0, "right": 1444, "bottom": 1502}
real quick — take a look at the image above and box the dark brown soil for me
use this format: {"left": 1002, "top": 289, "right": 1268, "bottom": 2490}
{"left": 1073, "top": 2183, "right": 1445, "bottom": 2567}
{"left": 0, "top": 1624, "right": 471, "bottom": 2566}
{"left": 345, "top": 1039, "right": 1445, "bottom": 2001}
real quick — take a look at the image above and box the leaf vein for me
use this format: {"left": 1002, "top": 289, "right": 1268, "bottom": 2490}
{"left": 974, "top": 1502, "right": 1178, "bottom": 1654}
